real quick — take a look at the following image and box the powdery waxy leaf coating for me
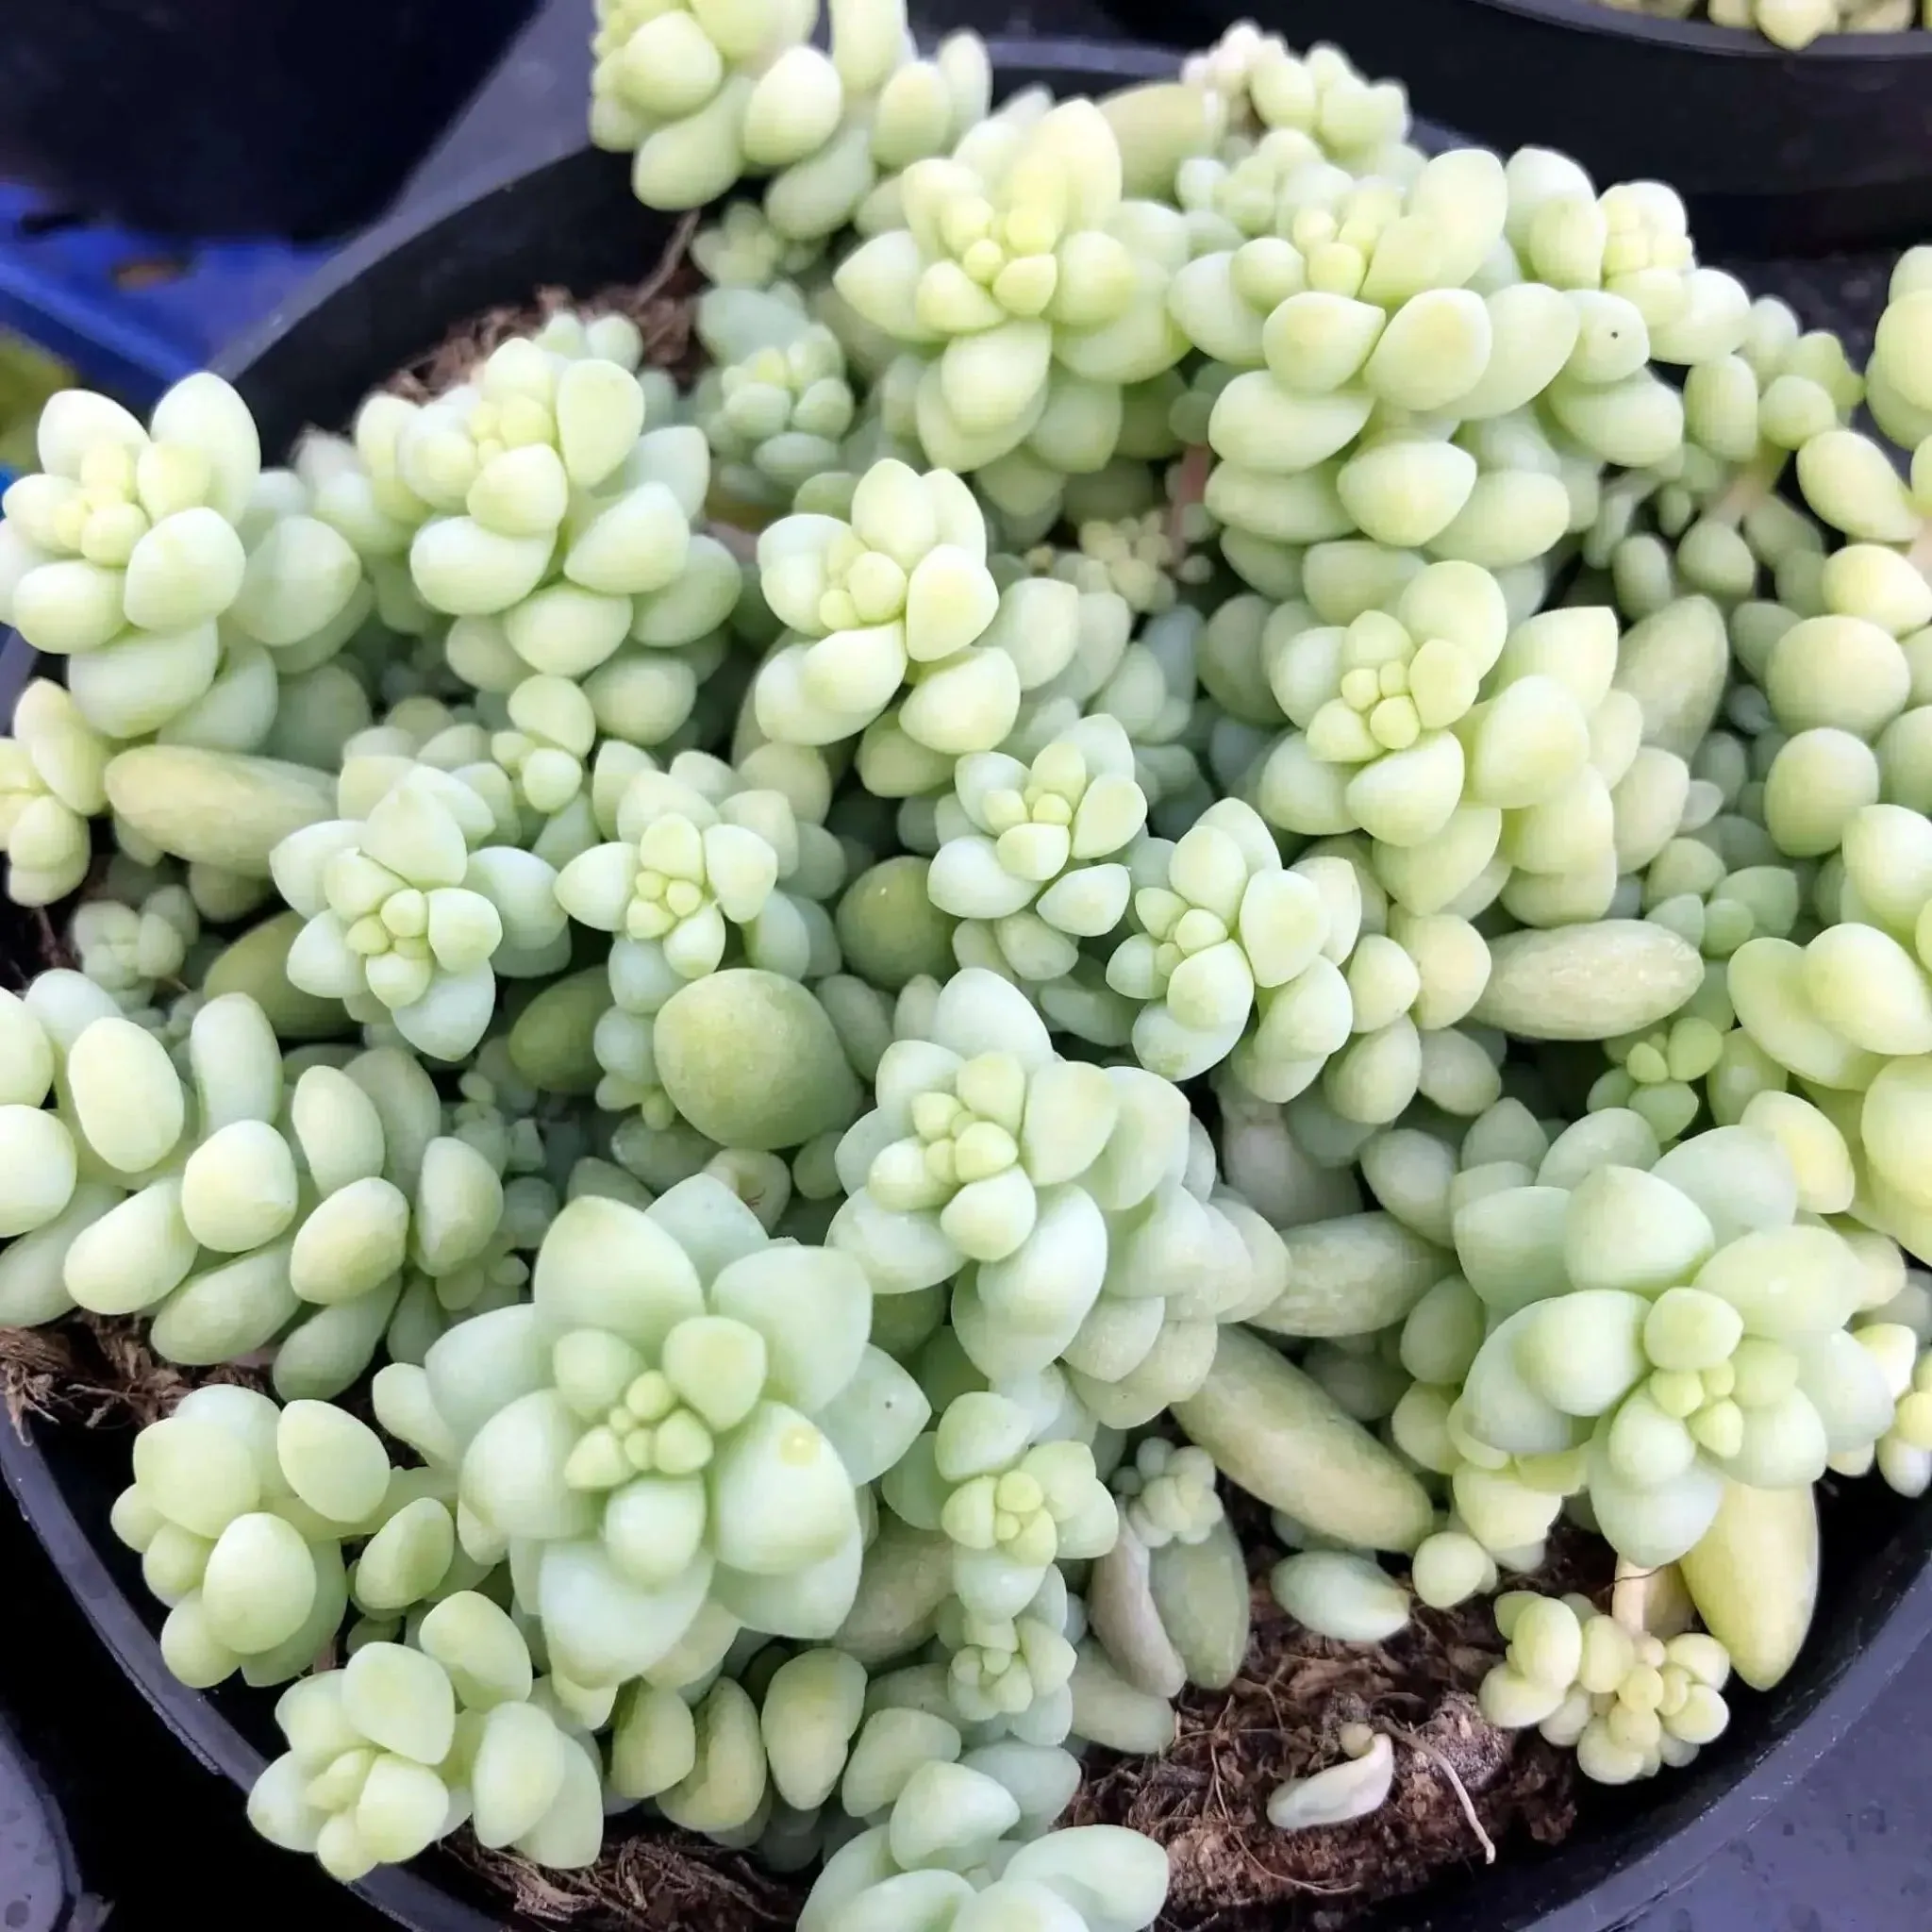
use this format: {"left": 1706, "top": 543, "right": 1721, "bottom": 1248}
{"left": 1108, "top": 796, "right": 1337, "bottom": 1083}
{"left": 423, "top": 1175, "right": 893, "bottom": 1682}
{"left": 926, "top": 713, "right": 1149, "bottom": 982}
{"left": 1447, "top": 1127, "right": 1893, "bottom": 1575}
{"left": 1479, "top": 1589, "right": 1733, "bottom": 1788}
{"left": 276, "top": 772, "right": 553, "bottom": 1062}
{"left": 754, "top": 460, "right": 1020, "bottom": 752}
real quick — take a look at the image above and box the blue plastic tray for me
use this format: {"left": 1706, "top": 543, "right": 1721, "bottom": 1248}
{"left": 0, "top": 183, "right": 331, "bottom": 404}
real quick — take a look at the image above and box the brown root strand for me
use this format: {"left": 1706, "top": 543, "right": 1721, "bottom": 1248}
{"left": 453, "top": 1826, "right": 804, "bottom": 1931}
{"left": 1384, "top": 1722, "right": 1498, "bottom": 1866}
{"left": 1, "top": 1313, "right": 265, "bottom": 1438}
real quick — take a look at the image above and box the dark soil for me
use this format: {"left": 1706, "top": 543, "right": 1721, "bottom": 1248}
{"left": 1068, "top": 1514, "right": 1591, "bottom": 1931}
{"left": 385, "top": 208, "right": 704, "bottom": 402}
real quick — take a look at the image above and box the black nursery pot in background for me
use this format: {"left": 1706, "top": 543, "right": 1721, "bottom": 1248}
{"left": 0, "top": 0, "right": 542, "bottom": 239}
{"left": 1104, "top": 0, "right": 1932, "bottom": 257}
{"left": 6, "top": 33, "right": 1932, "bottom": 1932}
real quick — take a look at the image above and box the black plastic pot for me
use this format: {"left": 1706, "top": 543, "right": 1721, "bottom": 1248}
{"left": 4, "top": 33, "right": 1932, "bottom": 1932}
{"left": 0, "top": 0, "right": 542, "bottom": 240}
{"left": 1100, "top": 1, "right": 1932, "bottom": 256}
{"left": 0, "top": 1703, "right": 93, "bottom": 1932}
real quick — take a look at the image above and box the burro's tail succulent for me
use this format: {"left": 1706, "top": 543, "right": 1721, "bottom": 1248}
{"left": 1478, "top": 1589, "right": 1734, "bottom": 1789}
{"left": 1447, "top": 1123, "right": 1899, "bottom": 1571}
{"left": 380, "top": 1172, "right": 928, "bottom": 1685}
{"left": 827, "top": 966, "right": 1281, "bottom": 1421}
{"left": 275, "top": 766, "right": 565, "bottom": 1061}
{"left": 800, "top": 1770, "right": 1170, "bottom": 1932}
{"left": 14, "top": 6, "right": 1932, "bottom": 1917}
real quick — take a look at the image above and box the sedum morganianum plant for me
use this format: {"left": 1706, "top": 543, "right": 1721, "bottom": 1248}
{"left": 924, "top": 712, "right": 1150, "bottom": 982}
{"left": 10, "top": 2, "right": 1932, "bottom": 1911}
{"left": 1179, "top": 25, "right": 1408, "bottom": 172}
{"left": 559, "top": 745, "right": 846, "bottom": 987}
{"left": 1595, "top": 742, "right": 1765, "bottom": 1117}
{"left": 799, "top": 1776, "right": 1170, "bottom": 1932}
{"left": 0, "top": 378, "right": 261, "bottom": 657}
{"left": 1105, "top": 795, "right": 1359, "bottom": 1086}
{"left": 1447, "top": 1122, "right": 1901, "bottom": 1569}
{"left": 884, "top": 1386, "right": 1116, "bottom": 1625}
{"left": 752, "top": 456, "right": 1112, "bottom": 761}
{"left": 0, "top": 375, "right": 366, "bottom": 716}
{"left": 694, "top": 197, "right": 831, "bottom": 290}
{"left": 1258, "top": 579, "right": 1680, "bottom": 944}
{"left": 0, "top": 679, "right": 112, "bottom": 903}
{"left": 591, "top": 0, "right": 989, "bottom": 244}
{"left": 984, "top": 580, "right": 1165, "bottom": 812}
{"left": 379, "top": 1173, "right": 928, "bottom": 1688}
{"left": 828, "top": 967, "right": 1285, "bottom": 1425}
{"left": 340, "top": 337, "right": 738, "bottom": 736}
{"left": 795, "top": 1769, "right": 1166, "bottom": 1932}
{"left": 0, "top": 374, "right": 378, "bottom": 903}
{"left": 108, "top": 1386, "right": 380, "bottom": 1698}
{"left": 833, "top": 93, "right": 1189, "bottom": 478}
{"left": 694, "top": 288, "right": 859, "bottom": 510}
{"left": 1085, "top": 1435, "right": 1251, "bottom": 1702}
{"left": 250, "top": 1606, "right": 607, "bottom": 1881}
{"left": 0, "top": 968, "right": 519, "bottom": 1401}
{"left": 66, "top": 870, "right": 204, "bottom": 1013}
{"left": 274, "top": 764, "right": 567, "bottom": 1060}
{"left": 1478, "top": 1590, "right": 1734, "bottom": 1790}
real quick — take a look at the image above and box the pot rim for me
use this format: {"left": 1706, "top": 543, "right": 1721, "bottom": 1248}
{"left": 1, "top": 1421, "right": 470, "bottom": 1928}
{"left": 1234, "top": 0, "right": 1932, "bottom": 60}
{"left": 213, "top": 37, "right": 1190, "bottom": 390}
